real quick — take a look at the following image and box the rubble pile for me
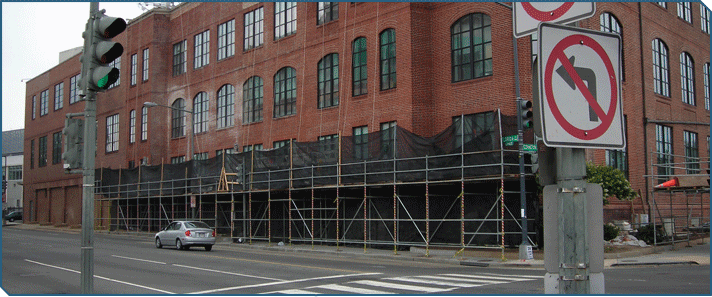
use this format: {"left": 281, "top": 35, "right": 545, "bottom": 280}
{"left": 607, "top": 234, "right": 648, "bottom": 247}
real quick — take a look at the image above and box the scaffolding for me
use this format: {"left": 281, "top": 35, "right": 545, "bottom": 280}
{"left": 94, "top": 110, "right": 540, "bottom": 253}
{"left": 647, "top": 151, "right": 710, "bottom": 246}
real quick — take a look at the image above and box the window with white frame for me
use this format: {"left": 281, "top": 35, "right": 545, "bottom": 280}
{"left": 142, "top": 48, "right": 149, "bottom": 81}
{"left": 141, "top": 106, "right": 148, "bottom": 141}
{"left": 678, "top": 2, "right": 692, "bottom": 23}
{"left": 40, "top": 90, "right": 49, "bottom": 116}
{"left": 131, "top": 53, "right": 137, "bottom": 86}
{"left": 317, "top": 2, "right": 338, "bottom": 25}
{"left": 652, "top": 39, "right": 670, "bottom": 97}
{"left": 69, "top": 74, "right": 81, "bottom": 104}
{"left": 244, "top": 7, "right": 264, "bottom": 51}
{"left": 701, "top": 4, "right": 710, "bottom": 34}
{"left": 218, "top": 19, "right": 235, "bottom": 60}
{"left": 106, "top": 114, "right": 120, "bottom": 153}
{"left": 705, "top": 62, "right": 710, "bottom": 110}
{"left": 129, "top": 109, "right": 136, "bottom": 144}
{"left": 108, "top": 57, "right": 120, "bottom": 89}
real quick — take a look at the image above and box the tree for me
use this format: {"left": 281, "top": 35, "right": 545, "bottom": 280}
{"left": 586, "top": 163, "right": 638, "bottom": 205}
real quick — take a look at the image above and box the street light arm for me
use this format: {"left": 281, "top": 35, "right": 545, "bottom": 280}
{"left": 143, "top": 101, "right": 195, "bottom": 114}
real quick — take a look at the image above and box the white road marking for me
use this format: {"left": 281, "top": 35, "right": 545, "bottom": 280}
{"left": 349, "top": 280, "right": 447, "bottom": 293}
{"left": 189, "top": 272, "right": 383, "bottom": 294}
{"left": 316, "top": 283, "right": 394, "bottom": 294}
{"left": 111, "top": 255, "right": 167, "bottom": 265}
{"left": 172, "top": 264, "right": 283, "bottom": 281}
{"left": 417, "top": 275, "right": 507, "bottom": 284}
{"left": 445, "top": 273, "right": 538, "bottom": 282}
{"left": 478, "top": 272, "right": 545, "bottom": 279}
{"left": 387, "top": 276, "right": 483, "bottom": 288}
{"left": 24, "top": 259, "right": 175, "bottom": 294}
{"left": 265, "top": 289, "right": 318, "bottom": 294}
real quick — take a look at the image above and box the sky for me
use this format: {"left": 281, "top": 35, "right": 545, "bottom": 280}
{"left": 2, "top": 2, "right": 151, "bottom": 132}
{"left": 3, "top": 1, "right": 712, "bottom": 132}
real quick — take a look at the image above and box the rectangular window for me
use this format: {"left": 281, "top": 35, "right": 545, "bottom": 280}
{"left": 318, "top": 134, "right": 338, "bottom": 160}
{"left": 38, "top": 136, "right": 47, "bottom": 167}
{"left": 30, "top": 139, "right": 35, "bottom": 169}
{"left": 275, "top": 2, "right": 297, "bottom": 40}
{"left": 40, "top": 90, "right": 49, "bottom": 116}
{"left": 129, "top": 109, "right": 136, "bottom": 144}
{"left": 705, "top": 63, "right": 710, "bottom": 110}
{"left": 678, "top": 2, "right": 692, "bottom": 23}
{"left": 194, "top": 30, "right": 210, "bottom": 69}
{"left": 273, "top": 139, "right": 293, "bottom": 149}
{"left": 701, "top": 4, "right": 710, "bottom": 34}
{"left": 173, "top": 40, "right": 187, "bottom": 76}
{"left": 453, "top": 112, "right": 495, "bottom": 150}
{"left": 380, "top": 121, "right": 396, "bottom": 159}
{"left": 130, "top": 54, "right": 137, "bottom": 86}
{"left": 657, "top": 2, "right": 667, "bottom": 9}
{"left": 218, "top": 19, "right": 235, "bottom": 60}
{"left": 142, "top": 48, "right": 149, "bottom": 81}
{"left": 141, "top": 106, "right": 148, "bottom": 141}
{"left": 216, "top": 148, "right": 236, "bottom": 156}
{"left": 69, "top": 74, "right": 81, "bottom": 104}
{"left": 32, "top": 96, "right": 36, "bottom": 120}
{"left": 193, "top": 152, "right": 209, "bottom": 160}
{"left": 7, "top": 165, "right": 22, "bottom": 180}
{"left": 54, "top": 82, "right": 64, "bottom": 110}
{"left": 380, "top": 29, "right": 397, "bottom": 90}
{"left": 684, "top": 131, "right": 700, "bottom": 174}
{"left": 106, "top": 114, "right": 120, "bottom": 153}
{"left": 656, "top": 124, "right": 673, "bottom": 183}
{"left": 52, "top": 132, "right": 62, "bottom": 165}
{"left": 352, "top": 38, "right": 368, "bottom": 96}
{"left": 244, "top": 7, "right": 264, "bottom": 51}
{"left": 243, "top": 144, "right": 263, "bottom": 152}
{"left": 171, "top": 156, "right": 186, "bottom": 164}
{"left": 317, "top": 2, "right": 338, "bottom": 25}
{"left": 128, "top": 160, "right": 136, "bottom": 169}
{"left": 353, "top": 126, "right": 368, "bottom": 160}
{"left": 606, "top": 150, "right": 628, "bottom": 178}
{"left": 108, "top": 57, "right": 121, "bottom": 89}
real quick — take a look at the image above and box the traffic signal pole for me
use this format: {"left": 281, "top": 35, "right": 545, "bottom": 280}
{"left": 79, "top": 4, "right": 99, "bottom": 294}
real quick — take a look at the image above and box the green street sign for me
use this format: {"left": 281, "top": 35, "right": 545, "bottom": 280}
{"left": 503, "top": 135, "right": 519, "bottom": 143}
{"left": 504, "top": 141, "right": 515, "bottom": 147}
{"left": 523, "top": 144, "right": 537, "bottom": 152}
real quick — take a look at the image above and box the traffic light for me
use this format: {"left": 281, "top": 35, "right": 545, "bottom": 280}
{"left": 81, "top": 11, "right": 126, "bottom": 92}
{"left": 519, "top": 99, "right": 534, "bottom": 129}
{"left": 62, "top": 118, "right": 85, "bottom": 170}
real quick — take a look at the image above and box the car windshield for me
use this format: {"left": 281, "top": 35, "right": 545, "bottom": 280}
{"left": 185, "top": 221, "right": 210, "bottom": 229}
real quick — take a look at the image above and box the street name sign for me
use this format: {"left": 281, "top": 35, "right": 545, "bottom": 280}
{"left": 537, "top": 23, "right": 625, "bottom": 149}
{"left": 513, "top": 2, "right": 595, "bottom": 38}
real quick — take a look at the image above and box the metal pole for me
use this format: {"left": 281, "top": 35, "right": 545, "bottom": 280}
{"left": 514, "top": 31, "right": 530, "bottom": 260}
{"left": 80, "top": 3, "right": 99, "bottom": 294}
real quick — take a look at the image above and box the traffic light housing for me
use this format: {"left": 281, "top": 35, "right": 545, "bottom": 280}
{"left": 81, "top": 11, "right": 126, "bottom": 92}
{"left": 519, "top": 99, "right": 534, "bottom": 129}
{"left": 62, "top": 118, "right": 85, "bottom": 170}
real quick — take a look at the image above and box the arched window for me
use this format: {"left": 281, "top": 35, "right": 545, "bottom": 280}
{"left": 380, "top": 29, "right": 396, "bottom": 90}
{"left": 318, "top": 53, "right": 339, "bottom": 108}
{"left": 193, "top": 92, "right": 209, "bottom": 133}
{"left": 600, "top": 12, "right": 624, "bottom": 80}
{"left": 680, "top": 52, "right": 695, "bottom": 105}
{"left": 704, "top": 62, "right": 710, "bottom": 110}
{"left": 171, "top": 99, "right": 186, "bottom": 138}
{"left": 274, "top": 67, "right": 296, "bottom": 118}
{"left": 217, "top": 84, "right": 235, "bottom": 128}
{"left": 652, "top": 39, "right": 670, "bottom": 97}
{"left": 352, "top": 37, "right": 367, "bottom": 96}
{"left": 451, "top": 13, "right": 492, "bottom": 82}
{"left": 243, "top": 76, "right": 264, "bottom": 124}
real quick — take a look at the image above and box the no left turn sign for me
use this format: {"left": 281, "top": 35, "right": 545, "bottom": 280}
{"left": 513, "top": 2, "right": 595, "bottom": 38}
{"left": 538, "top": 23, "right": 625, "bottom": 149}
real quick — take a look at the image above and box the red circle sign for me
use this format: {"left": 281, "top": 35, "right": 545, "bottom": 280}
{"left": 543, "top": 34, "right": 618, "bottom": 141}
{"left": 522, "top": 2, "right": 575, "bottom": 22}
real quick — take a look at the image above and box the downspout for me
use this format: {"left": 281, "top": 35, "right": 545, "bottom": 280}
{"left": 638, "top": 2, "right": 651, "bottom": 216}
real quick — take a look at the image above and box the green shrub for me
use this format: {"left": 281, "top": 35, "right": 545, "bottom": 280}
{"left": 636, "top": 224, "right": 665, "bottom": 244}
{"left": 604, "top": 224, "right": 620, "bottom": 241}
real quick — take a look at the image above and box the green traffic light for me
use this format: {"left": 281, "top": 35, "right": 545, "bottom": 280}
{"left": 97, "top": 75, "right": 110, "bottom": 89}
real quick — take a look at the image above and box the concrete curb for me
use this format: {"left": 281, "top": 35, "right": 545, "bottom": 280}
{"left": 610, "top": 261, "right": 700, "bottom": 267}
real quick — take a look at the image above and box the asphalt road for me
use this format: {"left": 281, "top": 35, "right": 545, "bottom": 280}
{"left": 2, "top": 227, "right": 709, "bottom": 294}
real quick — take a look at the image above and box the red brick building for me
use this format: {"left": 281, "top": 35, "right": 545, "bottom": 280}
{"left": 23, "top": 2, "right": 709, "bottom": 247}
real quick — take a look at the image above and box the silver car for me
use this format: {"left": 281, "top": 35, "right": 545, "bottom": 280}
{"left": 155, "top": 221, "right": 216, "bottom": 251}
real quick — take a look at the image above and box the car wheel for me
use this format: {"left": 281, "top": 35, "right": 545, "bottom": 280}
{"left": 8, "top": 218, "right": 14, "bottom": 222}
{"left": 204, "top": 245, "right": 212, "bottom": 251}
{"left": 155, "top": 237, "right": 162, "bottom": 248}
{"left": 176, "top": 239, "right": 183, "bottom": 250}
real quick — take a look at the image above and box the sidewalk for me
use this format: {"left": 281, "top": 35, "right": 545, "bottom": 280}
{"left": 4, "top": 222, "right": 709, "bottom": 268}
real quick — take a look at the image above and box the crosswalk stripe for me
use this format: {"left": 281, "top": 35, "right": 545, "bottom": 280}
{"left": 418, "top": 275, "right": 507, "bottom": 284}
{"left": 350, "top": 280, "right": 447, "bottom": 293}
{"left": 316, "top": 284, "right": 395, "bottom": 294}
{"left": 266, "top": 289, "right": 319, "bottom": 294}
{"left": 445, "top": 273, "right": 538, "bottom": 282}
{"left": 387, "top": 276, "right": 484, "bottom": 288}
{"left": 478, "top": 273, "right": 545, "bottom": 279}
